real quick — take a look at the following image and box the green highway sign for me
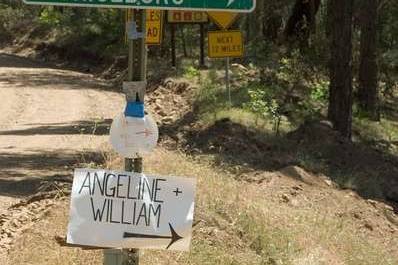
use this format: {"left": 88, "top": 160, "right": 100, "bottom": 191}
{"left": 23, "top": 0, "right": 256, "bottom": 13}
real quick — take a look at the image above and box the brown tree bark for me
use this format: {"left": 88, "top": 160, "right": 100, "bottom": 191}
{"left": 179, "top": 26, "right": 188, "bottom": 58}
{"left": 327, "top": 0, "right": 354, "bottom": 139}
{"left": 284, "top": 0, "right": 321, "bottom": 45}
{"left": 263, "top": 1, "right": 283, "bottom": 42}
{"left": 358, "top": 0, "right": 380, "bottom": 121}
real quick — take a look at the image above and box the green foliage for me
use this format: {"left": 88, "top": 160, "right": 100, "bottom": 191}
{"left": 310, "top": 80, "right": 329, "bottom": 102}
{"left": 196, "top": 69, "right": 228, "bottom": 120}
{"left": 0, "top": 3, "right": 35, "bottom": 41}
{"left": 45, "top": 8, "right": 124, "bottom": 52}
{"left": 0, "top": 4, "right": 125, "bottom": 60}
{"left": 306, "top": 79, "right": 329, "bottom": 116}
{"left": 183, "top": 65, "right": 200, "bottom": 79}
{"left": 39, "top": 7, "right": 62, "bottom": 25}
{"left": 244, "top": 83, "right": 284, "bottom": 134}
{"left": 244, "top": 51, "right": 329, "bottom": 133}
{"left": 378, "top": 1, "right": 398, "bottom": 98}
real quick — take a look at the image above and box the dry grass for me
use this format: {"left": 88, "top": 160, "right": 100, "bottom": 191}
{"left": 7, "top": 200, "right": 103, "bottom": 265}
{"left": 7, "top": 147, "right": 398, "bottom": 265}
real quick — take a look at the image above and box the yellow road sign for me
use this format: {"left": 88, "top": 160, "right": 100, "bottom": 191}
{"left": 146, "top": 10, "right": 163, "bottom": 45}
{"left": 167, "top": 11, "right": 208, "bottom": 23}
{"left": 208, "top": 30, "right": 244, "bottom": 58}
{"left": 208, "top": 11, "right": 239, "bottom": 30}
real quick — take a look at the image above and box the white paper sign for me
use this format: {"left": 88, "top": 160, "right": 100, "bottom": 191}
{"left": 110, "top": 114, "right": 159, "bottom": 157}
{"left": 67, "top": 169, "right": 196, "bottom": 251}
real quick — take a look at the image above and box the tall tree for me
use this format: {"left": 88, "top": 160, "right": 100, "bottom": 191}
{"left": 358, "top": 0, "right": 380, "bottom": 121}
{"left": 284, "top": 0, "right": 321, "bottom": 45}
{"left": 263, "top": 1, "right": 283, "bottom": 42}
{"left": 327, "top": 0, "right": 354, "bottom": 138}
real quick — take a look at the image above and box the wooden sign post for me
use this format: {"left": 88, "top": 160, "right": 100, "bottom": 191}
{"left": 167, "top": 11, "right": 209, "bottom": 68}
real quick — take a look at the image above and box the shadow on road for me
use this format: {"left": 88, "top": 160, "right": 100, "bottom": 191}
{"left": 0, "top": 119, "right": 113, "bottom": 136}
{"left": 0, "top": 150, "right": 105, "bottom": 197}
{"left": 0, "top": 53, "right": 116, "bottom": 92}
{"left": 0, "top": 53, "right": 49, "bottom": 69}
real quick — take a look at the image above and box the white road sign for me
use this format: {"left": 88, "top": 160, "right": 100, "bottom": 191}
{"left": 67, "top": 169, "right": 196, "bottom": 251}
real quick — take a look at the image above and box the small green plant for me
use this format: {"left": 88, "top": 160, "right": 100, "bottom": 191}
{"left": 304, "top": 79, "right": 329, "bottom": 116}
{"left": 39, "top": 7, "right": 62, "bottom": 26}
{"left": 310, "top": 80, "right": 329, "bottom": 102}
{"left": 244, "top": 52, "right": 308, "bottom": 134}
{"left": 245, "top": 83, "right": 284, "bottom": 134}
{"left": 245, "top": 85, "right": 268, "bottom": 125}
{"left": 184, "top": 65, "right": 200, "bottom": 79}
{"left": 247, "top": 50, "right": 330, "bottom": 127}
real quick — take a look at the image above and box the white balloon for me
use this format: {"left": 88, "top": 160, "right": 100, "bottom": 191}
{"left": 109, "top": 113, "right": 159, "bottom": 157}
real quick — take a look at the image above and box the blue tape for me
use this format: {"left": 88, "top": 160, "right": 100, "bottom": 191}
{"left": 124, "top": 101, "right": 145, "bottom": 118}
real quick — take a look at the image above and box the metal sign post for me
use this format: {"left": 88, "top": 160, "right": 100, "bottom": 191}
{"left": 104, "top": 9, "right": 147, "bottom": 265}
{"left": 126, "top": 8, "right": 146, "bottom": 264}
{"left": 208, "top": 30, "right": 243, "bottom": 106}
{"left": 225, "top": 57, "right": 231, "bottom": 106}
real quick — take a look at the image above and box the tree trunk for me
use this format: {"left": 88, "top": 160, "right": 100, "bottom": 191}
{"left": 179, "top": 26, "right": 188, "bottom": 58}
{"left": 263, "top": 2, "right": 283, "bottom": 42}
{"left": 284, "top": 0, "right": 321, "bottom": 45}
{"left": 327, "top": 0, "right": 354, "bottom": 139}
{"left": 245, "top": 14, "right": 251, "bottom": 44}
{"left": 358, "top": 0, "right": 380, "bottom": 121}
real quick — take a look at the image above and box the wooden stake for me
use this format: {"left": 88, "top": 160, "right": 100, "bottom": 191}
{"left": 199, "top": 24, "right": 205, "bottom": 68}
{"left": 171, "top": 23, "right": 176, "bottom": 68}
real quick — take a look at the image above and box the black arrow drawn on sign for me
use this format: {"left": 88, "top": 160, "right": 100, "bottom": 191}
{"left": 123, "top": 223, "right": 183, "bottom": 249}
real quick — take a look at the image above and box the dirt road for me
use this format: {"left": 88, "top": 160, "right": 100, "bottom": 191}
{"left": 0, "top": 53, "right": 124, "bottom": 251}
